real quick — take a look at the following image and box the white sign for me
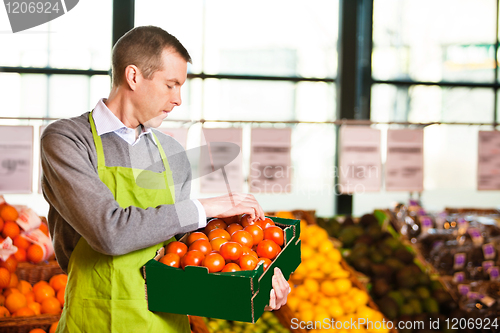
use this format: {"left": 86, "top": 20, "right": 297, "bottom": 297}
{"left": 339, "top": 126, "right": 381, "bottom": 193}
{"left": 249, "top": 128, "right": 292, "bottom": 194}
{"left": 385, "top": 129, "right": 424, "bottom": 191}
{"left": 478, "top": 131, "right": 500, "bottom": 190}
{"left": 38, "top": 125, "right": 47, "bottom": 194}
{"left": 0, "top": 126, "right": 34, "bottom": 193}
{"left": 157, "top": 127, "right": 188, "bottom": 149}
{"left": 200, "top": 128, "right": 243, "bottom": 193}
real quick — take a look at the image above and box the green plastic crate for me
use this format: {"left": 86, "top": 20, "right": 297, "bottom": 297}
{"left": 142, "top": 216, "right": 301, "bottom": 323}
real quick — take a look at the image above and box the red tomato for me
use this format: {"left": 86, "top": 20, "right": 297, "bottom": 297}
{"left": 240, "top": 214, "right": 258, "bottom": 228}
{"left": 256, "top": 240, "right": 281, "bottom": 260}
{"left": 238, "top": 254, "right": 259, "bottom": 271}
{"left": 165, "top": 241, "right": 188, "bottom": 257}
{"left": 208, "top": 228, "right": 231, "bottom": 241}
{"left": 258, "top": 218, "right": 275, "bottom": 230}
{"left": 219, "top": 242, "right": 243, "bottom": 261}
{"left": 241, "top": 246, "right": 258, "bottom": 259}
{"left": 188, "top": 239, "right": 212, "bottom": 256}
{"left": 231, "top": 230, "right": 254, "bottom": 248}
{"left": 226, "top": 223, "right": 243, "bottom": 236}
{"left": 204, "top": 219, "right": 227, "bottom": 235}
{"left": 159, "top": 253, "right": 180, "bottom": 268}
{"left": 180, "top": 250, "right": 205, "bottom": 269}
{"left": 221, "top": 263, "right": 241, "bottom": 272}
{"left": 210, "top": 237, "right": 228, "bottom": 252}
{"left": 263, "top": 226, "right": 284, "bottom": 246}
{"left": 241, "top": 246, "right": 252, "bottom": 256}
{"left": 221, "top": 215, "right": 241, "bottom": 225}
{"left": 257, "top": 257, "right": 272, "bottom": 271}
{"left": 202, "top": 253, "right": 226, "bottom": 273}
{"left": 244, "top": 225, "right": 264, "bottom": 245}
{"left": 186, "top": 232, "right": 209, "bottom": 246}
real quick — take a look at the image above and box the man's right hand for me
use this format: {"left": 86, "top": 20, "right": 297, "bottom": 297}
{"left": 198, "top": 193, "right": 265, "bottom": 222}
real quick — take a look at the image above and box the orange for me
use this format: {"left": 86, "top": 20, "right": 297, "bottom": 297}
{"left": 3, "top": 287, "right": 20, "bottom": 298}
{"left": 39, "top": 222, "right": 49, "bottom": 237}
{"left": 0, "top": 294, "right": 4, "bottom": 306}
{"left": 5, "top": 292, "right": 27, "bottom": 314}
{"left": 24, "top": 291, "right": 35, "bottom": 304}
{"left": 34, "top": 284, "right": 55, "bottom": 303}
{"left": 27, "top": 301, "right": 41, "bottom": 315}
{"left": 0, "top": 267, "right": 10, "bottom": 289}
{"left": 0, "top": 205, "right": 19, "bottom": 222}
{"left": 13, "top": 306, "right": 35, "bottom": 317}
{"left": 0, "top": 255, "right": 18, "bottom": 273}
{"left": 49, "top": 321, "right": 58, "bottom": 333}
{"left": 56, "top": 288, "right": 65, "bottom": 306}
{"left": 8, "top": 273, "right": 18, "bottom": 288}
{"left": 14, "top": 247, "right": 27, "bottom": 262}
{"left": 17, "top": 280, "right": 33, "bottom": 294}
{"left": 41, "top": 296, "right": 61, "bottom": 315}
{"left": 29, "top": 329, "right": 47, "bottom": 333}
{"left": 1, "top": 220, "right": 20, "bottom": 239}
{"left": 49, "top": 274, "right": 68, "bottom": 292}
{"left": 0, "top": 306, "right": 10, "bottom": 317}
{"left": 13, "top": 235, "right": 31, "bottom": 250}
{"left": 27, "top": 244, "right": 44, "bottom": 264}
{"left": 32, "top": 281, "right": 49, "bottom": 293}
{"left": 0, "top": 217, "right": 4, "bottom": 232}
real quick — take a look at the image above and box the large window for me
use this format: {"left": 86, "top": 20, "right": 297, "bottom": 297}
{"left": 135, "top": 0, "right": 339, "bottom": 216}
{"left": 0, "top": 0, "right": 339, "bottom": 217}
{"left": 354, "top": 0, "right": 500, "bottom": 215}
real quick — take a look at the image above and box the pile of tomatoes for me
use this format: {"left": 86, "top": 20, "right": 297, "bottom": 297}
{"left": 159, "top": 215, "right": 285, "bottom": 273}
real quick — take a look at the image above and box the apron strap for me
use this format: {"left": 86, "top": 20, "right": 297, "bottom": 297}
{"left": 152, "top": 132, "right": 176, "bottom": 200}
{"left": 89, "top": 111, "right": 106, "bottom": 168}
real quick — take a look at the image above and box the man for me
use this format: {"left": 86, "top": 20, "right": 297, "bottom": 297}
{"left": 41, "top": 26, "right": 289, "bottom": 333}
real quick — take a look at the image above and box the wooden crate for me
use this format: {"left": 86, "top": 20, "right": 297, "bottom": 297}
{"left": 16, "top": 261, "right": 64, "bottom": 285}
{"left": 0, "top": 314, "right": 59, "bottom": 333}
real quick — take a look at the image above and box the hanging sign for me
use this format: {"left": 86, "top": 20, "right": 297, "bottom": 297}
{"left": 339, "top": 126, "right": 381, "bottom": 193}
{"left": 0, "top": 126, "right": 34, "bottom": 193}
{"left": 200, "top": 128, "right": 243, "bottom": 193}
{"left": 478, "top": 131, "right": 500, "bottom": 190}
{"left": 38, "top": 125, "right": 47, "bottom": 194}
{"left": 385, "top": 129, "right": 424, "bottom": 191}
{"left": 249, "top": 128, "right": 292, "bottom": 194}
{"left": 157, "top": 127, "right": 189, "bottom": 149}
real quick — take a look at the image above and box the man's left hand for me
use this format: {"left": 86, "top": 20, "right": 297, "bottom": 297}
{"left": 264, "top": 267, "right": 291, "bottom": 311}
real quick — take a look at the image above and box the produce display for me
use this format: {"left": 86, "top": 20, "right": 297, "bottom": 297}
{"left": 159, "top": 215, "right": 283, "bottom": 273}
{"left": 204, "top": 311, "right": 291, "bottom": 333}
{"left": 288, "top": 221, "right": 390, "bottom": 333}
{"left": 317, "top": 214, "right": 460, "bottom": 332}
{"left": 388, "top": 202, "right": 500, "bottom": 331}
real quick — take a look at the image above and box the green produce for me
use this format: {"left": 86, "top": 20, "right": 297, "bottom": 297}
{"left": 204, "top": 312, "right": 291, "bottom": 333}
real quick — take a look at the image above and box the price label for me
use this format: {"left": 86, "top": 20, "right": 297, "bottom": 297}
{"left": 483, "top": 243, "right": 496, "bottom": 260}
{"left": 454, "top": 253, "right": 466, "bottom": 270}
{"left": 385, "top": 129, "right": 424, "bottom": 191}
{"left": 453, "top": 272, "right": 465, "bottom": 283}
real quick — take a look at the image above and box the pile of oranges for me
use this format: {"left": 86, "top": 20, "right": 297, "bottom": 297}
{"left": 0, "top": 203, "right": 50, "bottom": 266}
{"left": 160, "top": 215, "right": 285, "bottom": 273}
{"left": 0, "top": 271, "right": 67, "bottom": 318}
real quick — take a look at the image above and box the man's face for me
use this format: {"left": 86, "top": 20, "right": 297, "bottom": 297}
{"left": 135, "top": 49, "right": 188, "bottom": 128}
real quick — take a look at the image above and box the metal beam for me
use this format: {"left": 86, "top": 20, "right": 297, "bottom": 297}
{"left": 112, "top": 0, "right": 135, "bottom": 46}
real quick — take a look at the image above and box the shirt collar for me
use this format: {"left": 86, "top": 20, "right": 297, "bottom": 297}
{"left": 92, "top": 98, "right": 158, "bottom": 146}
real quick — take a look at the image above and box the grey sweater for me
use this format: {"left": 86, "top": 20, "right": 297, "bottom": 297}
{"left": 41, "top": 112, "right": 200, "bottom": 272}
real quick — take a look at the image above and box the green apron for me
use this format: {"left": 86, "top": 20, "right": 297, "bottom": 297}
{"left": 56, "top": 112, "right": 190, "bottom": 333}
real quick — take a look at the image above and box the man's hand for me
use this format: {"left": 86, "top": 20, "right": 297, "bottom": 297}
{"left": 264, "top": 268, "right": 290, "bottom": 311}
{"left": 198, "top": 192, "right": 265, "bottom": 222}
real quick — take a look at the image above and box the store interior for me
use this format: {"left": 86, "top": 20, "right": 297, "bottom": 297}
{"left": 0, "top": 1, "right": 499, "bottom": 332}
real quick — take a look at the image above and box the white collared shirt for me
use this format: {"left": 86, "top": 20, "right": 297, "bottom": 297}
{"left": 91, "top": 98, "right": 207, "bottom": 229}
{"left": 92, "top": 98, "right": 157, "bottom": 146}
